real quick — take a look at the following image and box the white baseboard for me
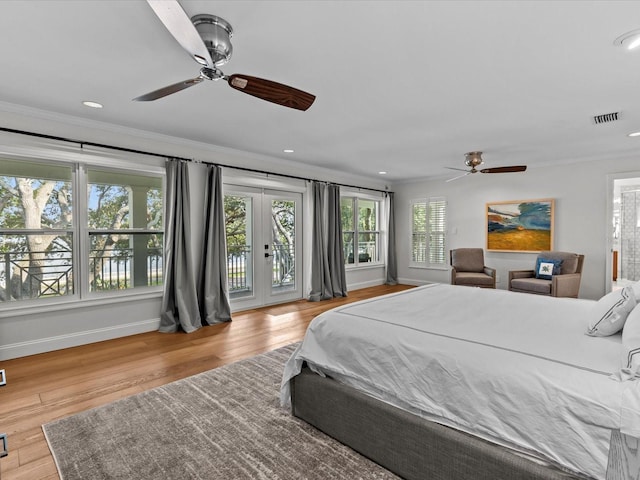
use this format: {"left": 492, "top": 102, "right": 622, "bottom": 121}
{"left": 348, "top": 279, "right": 386, "bottom": 291}
{"left": 0, "top": 318, "right": 160, "bottom": 361}
{"left": 397, "top": 277, "right": 434, "bottom": 286}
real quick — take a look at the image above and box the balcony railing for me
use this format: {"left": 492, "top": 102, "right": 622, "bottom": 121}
{"left": 345, "top": 241, "right": 378, "bottom": 264}
{"left": 0, "top": 248, "right": 163, "bottom": 302}
{"left": 1, "top": 249, "right": 73, "bottom": 301}
{"left": 227, "top": 244, "right": 295, "bottom": 294}
{"left": 227, "top": 245, "right": 249, "bottom": 292}
{"left": 1, "top": 243, "right": 297, "bottom": 302}
{"left": 89, "top": 248, "right": 163, "bottom": 291}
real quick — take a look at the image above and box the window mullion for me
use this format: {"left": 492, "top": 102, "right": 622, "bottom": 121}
{"left": 75, "top": 164, "right": 90, "bottom": 299}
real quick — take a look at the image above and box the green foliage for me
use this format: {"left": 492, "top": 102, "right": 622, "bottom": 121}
{"left": 224, "top": 195, "right": 248, "bottom": 252}
{"left": 1, "top": 169, "right": 165, "bottom": 299}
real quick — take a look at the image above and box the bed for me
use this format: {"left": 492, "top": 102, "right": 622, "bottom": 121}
{"left": 280, "top": 284, "right": 640, "bottom": 480}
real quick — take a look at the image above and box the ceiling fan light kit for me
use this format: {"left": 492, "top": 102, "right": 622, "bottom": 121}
{"left": 191, "top": 14, "right": 233, "bottom": 66}
{"left": 464, "top": 151, "right": 484, "bottom": 170}
{"left": 134, "top": 0, "right": 315, "bottom": 111}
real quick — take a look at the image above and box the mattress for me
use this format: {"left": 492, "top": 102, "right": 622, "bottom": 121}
{"left": 281, "top": 284, "right": 640, "bottom": 479}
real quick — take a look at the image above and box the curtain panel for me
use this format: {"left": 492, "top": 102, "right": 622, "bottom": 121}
{"left": 160, "top": 160, "right": 231, "bottom": 333}
{"left": 198, "top": 164, "right": 232, "bottom": 325}
{"left": 160, "top": 160, "right": 201, "bottom": 333}
{"left": 309, "top": 182, "right": 347, "bottom": 301}
{"left": 385, "top": 192, "right": 398, "bottom": 285}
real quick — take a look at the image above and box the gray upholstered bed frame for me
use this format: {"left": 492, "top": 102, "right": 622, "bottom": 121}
{"left": 291, "top": 367, "right": 585, "bottom": 480}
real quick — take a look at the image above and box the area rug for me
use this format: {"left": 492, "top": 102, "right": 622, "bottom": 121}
{"left": 43, "top": 344, "right": 399, "bottom": 480}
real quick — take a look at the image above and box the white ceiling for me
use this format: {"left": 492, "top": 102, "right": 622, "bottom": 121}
{"left": 1, "top": 0, "right": 640, "bottom": 184}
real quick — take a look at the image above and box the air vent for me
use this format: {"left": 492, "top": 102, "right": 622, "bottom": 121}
{"left": 593, "top": 112, "right": 620, "bottom": 125}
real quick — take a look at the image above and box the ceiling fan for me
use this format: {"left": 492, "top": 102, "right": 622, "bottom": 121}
{"left": 445, "top": 151, "right": 527, "bottom": 182}
{"left": 133, "top": 0, "right": 316, "bottom": 111}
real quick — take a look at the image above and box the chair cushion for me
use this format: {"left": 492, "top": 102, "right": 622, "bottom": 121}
{"left": 453, "top": 272, "right": 494, "bottom": 287}
{"left": 451, "top": 249, "right": 484, "bottom": 273}
{"left": 535, "top": 258, "right": 563, "bottom": 280}
{"left": 587, "top": 286, "right": 636, "bottom": 336}
{"left": 510, "top": 277, "right": 552, "bottom": 295}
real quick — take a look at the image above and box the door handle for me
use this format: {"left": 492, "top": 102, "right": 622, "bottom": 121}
{"left": 264, "top": 253, "right": 273, "bottom": 258}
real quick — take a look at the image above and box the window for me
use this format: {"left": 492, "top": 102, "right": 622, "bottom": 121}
{"left": 0, "top": 159, "right": 164, "bottom": 304}
{"left": 411, "top": 197, "right": 447, "bottom": 267}
{"left": 341, "top": 196, "right": 381, "bottom": 266}
{"left": 87, "top": 169, "right": 163, "bottom": 292}
{"left": 0, "top": 159, "right": 74, "bottom": 302}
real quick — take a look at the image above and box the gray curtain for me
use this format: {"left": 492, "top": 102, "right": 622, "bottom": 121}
{"left": 385, "top": 192, "right": 398, "bottom": 285}
{"left": 159, "top": 159, "right": 201, "bottom": 333}
{"left": 309, "top": 182, "right": 347, "bottom": 301}
{"left": 198, "top": 165, "right": 232, "bottom": 325}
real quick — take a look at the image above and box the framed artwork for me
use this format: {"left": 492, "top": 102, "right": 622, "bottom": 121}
{"left": 486, "top": 198, "right": 554, "bottom": 252}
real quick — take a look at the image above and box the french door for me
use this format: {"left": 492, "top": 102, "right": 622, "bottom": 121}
{"left": 224, "top": 186, "right": 302, "bottom": 310}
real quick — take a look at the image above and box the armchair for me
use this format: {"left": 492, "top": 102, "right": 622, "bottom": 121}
{"left": 450, "top": 248, "right": 496, "bottom": 288}
{"left": 508, "top": 251, "right": 584, "bottom": 298}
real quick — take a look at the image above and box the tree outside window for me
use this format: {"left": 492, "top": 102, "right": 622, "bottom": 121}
{"left": 0, "top": 159, "right": 164, "bottom": 304}
{"left": 0, "top": 160, "right": 73, "bottom": 301}
{"left": 87, "top": 169, "right": 163, "bottom": 292}
{"left": 341, "top": 196, "right": 380, "bottom": 265}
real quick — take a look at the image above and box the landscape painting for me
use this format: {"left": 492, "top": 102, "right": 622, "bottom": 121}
{"left": 486, "top": 199, "right": 554, "bottom": 252}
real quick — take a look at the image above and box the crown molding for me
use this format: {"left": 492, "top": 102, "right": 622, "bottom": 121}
{"left": 0, "top": 101, "right": 386, "bottom": 190}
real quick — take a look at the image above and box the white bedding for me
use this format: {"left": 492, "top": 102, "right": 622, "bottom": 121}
{"left": 281, "top": 284, "right": 640, "bottom": 480}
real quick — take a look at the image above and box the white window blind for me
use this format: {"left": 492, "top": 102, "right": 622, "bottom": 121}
{"left": 411, "top": 197, "right": 447, "bottom": 267}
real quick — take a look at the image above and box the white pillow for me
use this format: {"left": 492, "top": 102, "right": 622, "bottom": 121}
{"left": 621, "top": 305, "right": 640, "bottom": 377}
{"left": 586, "top": 286, "right": 636, "bottom": 336}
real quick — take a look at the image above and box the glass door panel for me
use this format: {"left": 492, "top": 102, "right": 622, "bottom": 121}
{"left": 224, "top": 192, "right": 255, "bottom": 300}
{"left": 265, "top": 191, "right": 301, "bottom": 303}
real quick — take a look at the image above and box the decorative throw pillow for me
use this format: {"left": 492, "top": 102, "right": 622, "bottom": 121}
{"left": 621, "top": 304, "right": 640, "bottom": 378}
{"left": 587, "top": 286, "right": 636, "bottom": 337}
{"left": 535, "top": 258, "right": 563, "bottom": 280}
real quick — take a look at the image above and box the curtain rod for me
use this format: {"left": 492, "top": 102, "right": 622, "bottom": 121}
{"left": 0, "top": 126, "right": 391, "bottom": 194}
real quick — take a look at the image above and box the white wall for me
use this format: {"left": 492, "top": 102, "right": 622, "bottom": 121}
{"left": 0, "top": 105, "right": 388, "bottom": 360}
{"left": 393, "top": 155, "right": 640, "bottom": 300}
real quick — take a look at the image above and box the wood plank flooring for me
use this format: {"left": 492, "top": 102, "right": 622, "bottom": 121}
{"left": 0, "top": 283, "right": 413, "bottom": 480}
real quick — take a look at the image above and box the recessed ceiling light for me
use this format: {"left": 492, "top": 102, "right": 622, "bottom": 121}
{"left": 378, "top": 171, "right": 387, "bottom": 175}
{"left": 283, "top": 149, "right": 294, "bottom": 153}
{"left": 614, "top": 29, "right": 640, "bottom": 50}
{"left": 628, "top": 131, "right": 640, "bottom": 137}
{"left": 82, "top": 101, "right": 103, "bottom": 109}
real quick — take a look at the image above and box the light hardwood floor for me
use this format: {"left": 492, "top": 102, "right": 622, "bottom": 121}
{"left": 0, "top": 283, "right": 413, "bottom": 480}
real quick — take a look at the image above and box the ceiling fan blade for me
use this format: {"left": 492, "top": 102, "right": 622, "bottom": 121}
{"left": 445, "top": 167, "right": 471, "bottom": 172}
{"left": 480, "top": 166, "right": 527, "bottom": 174}
{"left": 227, "top": 74, "right": 315, "bottom": 111}
{"left": 133, "top": 76, "right": 204, "bottom": 101}
{"left": 446, "top": 172, "right": 472, "bottom": 182}
{"left": 146, "top": 0, "right": 213, "bottom": 67}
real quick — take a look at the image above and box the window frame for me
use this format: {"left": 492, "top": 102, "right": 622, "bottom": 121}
{"left": 410, "top": 196, "right": 447, "bottom": 269}
{"left": 341, "top": 194, "right": 383, "bottom": 268}
{"left": 0, "top": 156, "right": 165, "bottom": 309}
{"left": 84, "top": 165, "right": 164, "bottom": 298}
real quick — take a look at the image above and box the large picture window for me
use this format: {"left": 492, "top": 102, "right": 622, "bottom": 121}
{"left": 341, "top": 196, "right": 381, "bottom": 266}
{"left": 411, "top": 197, "right": 447, "bottom": 267}
{"left": 0, "top": 159, "right": 164, "bottom": 304}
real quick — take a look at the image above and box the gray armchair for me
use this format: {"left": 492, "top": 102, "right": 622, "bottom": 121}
{"left": 450, "top": 248, "right": 496, "bottom": 288}
{"left": 508, "top": 251, "right": 584, "bottom": 298}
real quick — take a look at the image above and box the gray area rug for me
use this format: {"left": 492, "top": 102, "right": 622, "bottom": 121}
{"left": 43, "top": 344, "right": 400, "bottom": 480}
